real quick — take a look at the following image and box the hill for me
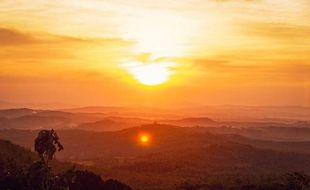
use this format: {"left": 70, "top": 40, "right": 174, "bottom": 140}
{"left": 1, "top": 124, "right": 310, "bottom": 160}
{"left": 0, "top": 108, "right": 107, "bottom": 130}
{"left": 0, "top": 139, "right": 132, "bottom": 190}
{"left": 0, "top": 108, "right": 36, "bottom": 119}
{"left": 0, "top": 139, "right": 36, "bottom": 177}
{"left": 106, "top": 142, "right": 310, "bottom": 189}
{"left": 1, "top": 108, "right": 309, "bottom": 141}
{"left": 1, "top": 124, "right": 310, "bottom": 189}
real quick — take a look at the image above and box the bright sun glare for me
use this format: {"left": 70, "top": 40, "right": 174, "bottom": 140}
{"left": 125, "top": 12, "right": 193, "bottom": 58}
{"left": 122, "top": 12, "right": 197, "bottom": 86}
{"left": 138, "top": 133, "right": 152, "bottom": 145}
{"left": 140, "top": 135, "right": 149, "bottom": 143}
{"left": 128, "top": 63, "right": 173, "bottom": 86}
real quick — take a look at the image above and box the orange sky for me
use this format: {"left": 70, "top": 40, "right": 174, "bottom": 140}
{"left": 0, "top": 0, "right": 309, "bottom": 108}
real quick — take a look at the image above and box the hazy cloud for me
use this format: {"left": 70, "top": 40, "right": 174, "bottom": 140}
{"left": 190, "top": 58, "right": 261, "bottom": 72}
{"left": 241, "top": 22, "right": 310, "bottom": 42}
{"left": 0, "top": 28, "right": 36, "bottom": 45}
{"left": 0, "top": 26, "right": 133, "bottom": 63}
{"left": 212, "top": 0, "right": 257, "bottom": 2}
{"left": 0, "top": 27, "right": 132, "bottom": 46}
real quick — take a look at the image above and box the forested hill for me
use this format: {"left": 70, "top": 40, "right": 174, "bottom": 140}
{"left": 0, "top": 140, "right": 36, "bottom": 176}
{"left": 0, "top": 139, "right": 132, "bottom": 190}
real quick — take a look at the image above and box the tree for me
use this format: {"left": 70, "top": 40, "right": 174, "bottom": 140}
{"left": 34, "top": 129, "right": 64, "bottom": 163}
{"left": 30, "top": 129, "right": 132, "bottom": 190}
{"left": 29, "top": 129, "right": 64, "bottom": 190}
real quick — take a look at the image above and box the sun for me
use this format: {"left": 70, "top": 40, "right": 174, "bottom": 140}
{"left": 140, "top": 135, "right": 149, "bottom": 143}
{"left": 127, "top": 62, "right": 173, "bottom": 86}
{"left": 138, "top": 132, "right": 152, "bottom": 145}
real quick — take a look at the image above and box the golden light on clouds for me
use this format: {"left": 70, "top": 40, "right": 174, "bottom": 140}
{"left": 0, "top": 0, "right": 309, "bottom": 107}
{"left": 124, "top": 11, "right": 196, "bottom": 58}
{"left": 124, "top": 62, "right": 175, "bottom": 86}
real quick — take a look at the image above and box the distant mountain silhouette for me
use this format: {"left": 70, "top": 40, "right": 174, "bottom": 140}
{"left": 1, "top": 124, "right": 310, "bottom": 189}
{"left": 161, "top": 117, "right": 216, "bottom": 126}
{"left": 0, "top": 108, "right": 36, "bottom": 119}
{"left": 78, "top": 119, "right": 129, "bottom": 131}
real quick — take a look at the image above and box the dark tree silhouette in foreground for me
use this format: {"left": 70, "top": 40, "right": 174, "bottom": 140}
{"left": 35, "top": 129, "right": 64, "bottom": 163}
{"left": 29, "top": 129, "right": 132, "bottom": 190}
{"left": 29, "top": 129, "right": 64, "bottom": 190}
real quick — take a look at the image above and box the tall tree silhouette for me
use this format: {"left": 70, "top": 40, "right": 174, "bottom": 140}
{"left": 34, "top": 129, "right": 64, "bottom": 164}
{"left": 30, "top": 129, "right": 64, "bottom": 190}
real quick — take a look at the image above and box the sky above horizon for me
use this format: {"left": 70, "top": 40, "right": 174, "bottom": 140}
{"left": 0, "top": 0, "right": 309, "bottom": 108}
